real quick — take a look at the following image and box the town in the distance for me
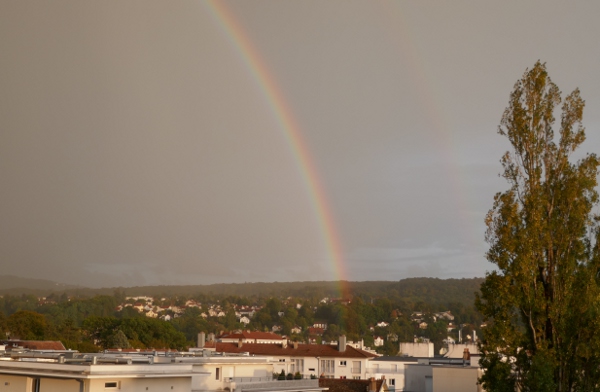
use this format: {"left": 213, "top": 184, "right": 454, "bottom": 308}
{"left": 0, "top": 277, "right": 483, "bottom": 391}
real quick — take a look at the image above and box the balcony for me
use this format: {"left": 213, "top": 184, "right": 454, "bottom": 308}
{"left": 365, "top": 367, "right": 404, "bottom": 374}
{"left": 221, "top": 378, "right": 322, "bottom": 392}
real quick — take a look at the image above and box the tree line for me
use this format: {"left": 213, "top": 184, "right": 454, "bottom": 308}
{"left": 0, "top": 281, "right": 483, "bottom": 354}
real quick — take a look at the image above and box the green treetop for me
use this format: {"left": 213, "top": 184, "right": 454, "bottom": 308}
{"left": 477, "top": 61, "right": 600, "bottom": 392}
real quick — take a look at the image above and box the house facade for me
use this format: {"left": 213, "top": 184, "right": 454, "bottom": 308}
{"left": 0, "top": 350, "right": 326, "bottom": 392}
{"left": 215, "top": 331, "right": 284, "bottom": 344}
{"left": 207, "top": 336, "right": 377, "bottom": 380}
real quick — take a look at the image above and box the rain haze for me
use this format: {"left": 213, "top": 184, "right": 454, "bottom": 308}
{"left": 1, "top": 1, "right": 599, "bottom": 288}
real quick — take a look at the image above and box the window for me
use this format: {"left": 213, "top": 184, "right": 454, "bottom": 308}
{"left": 320, "top": 359, "right": 335, "bottom": 375}
{"left": 279, "top": 358, "right": 286, "bottom": 362}
{"left": 216, "top": 367, "right": 220, "bottom": 380}
{"left": 339, "top": 360, "right": 347, "bottom": 366}
{"left": 105, "top": 382, "right": 119, "bottom": 389}
{"left": 294, "top": 359, "right": 304, "bottom": 373}
{"left": 389, "top": 379, "right": 395, "bottom": 386}
{"left": 353, "top": 376, "right": 361, "bottom": 380}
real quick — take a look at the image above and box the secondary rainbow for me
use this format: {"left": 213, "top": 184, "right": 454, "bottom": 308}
{"left": 204, "top": 1, "right": 349, "bottom": 297}
{"left": 378, "top": 2, "right": 482, "bottom": 253}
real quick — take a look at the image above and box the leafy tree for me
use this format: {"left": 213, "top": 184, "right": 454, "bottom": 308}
{"left": 7, "top": 310, "right": 48, "bottom": 340}
{"left": 476, "top": 61, "right": 600, "bottom": 392}
{"left": 108, "top": 330, "right": 130, "bottom": 349}
{"left": 424, "top": 320, "right": 447, "bottom": 354}
{"left": 81, "top": 316, "right": 119, "bottom": 348}
{"left": 0, "top": 312, "right": 8, "bottom": 336}
{"left": 172, "top": 307, "right": 209, "bottom": 343}
{"left": 378, "top": 340, "right": 399, "bottom": 356}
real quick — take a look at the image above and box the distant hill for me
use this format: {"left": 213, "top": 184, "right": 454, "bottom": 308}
{"left": 0, "top": 277, "right": 484, "bottom": 308}
{"left": 0, "top": 275, "right": 81, "bottom": 295}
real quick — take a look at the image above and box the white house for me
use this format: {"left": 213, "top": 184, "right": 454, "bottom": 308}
{"left": 0, "top": 353, "right": 197, "bottom": 392}
{"left": 373, "top": 336, "right": 385, "bottom": 347}
{"left": 434, "top": 311, "right": 455, "bottom": 321}
{"left": 399, "top": 342, "right": 434, "bottom": 358}
{"left": 0, "top": 349, "right": 327, "bottom": 392}
{"left": 366, "top": 356, "right": 420, "bottom": 391}
{"left": 207, "top": 336, "right": 377, "bottom": 380}
{"left": 214, "top": 332, "right": 285, "bottom": 345}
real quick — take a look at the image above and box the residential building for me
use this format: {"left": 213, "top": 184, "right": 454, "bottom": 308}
{"left": 404, "top": 357, "right": 482, "bottom": 392}
{"left": 366, "top": 356, "right": 419, "bottom": 391}
{"left": 443, "top": 344, "right": 480, "bottom": 359}
{"left": 206, "top": 336, "right": 377, "bottom": 379}
{"left": 0, "top": 349, "right": 326, "bottom": 392}
{"left": 398, "top": 343, "right": 434, "bottom": 358}
{"left": 215, "top": 331, "right": 284, "bottom": 344}
{"left": 433, "top": 311, "right": 454, "bottom": 321}
{"left": 0, "top": 340, "right": 66, "bottom": 351}
{"left": 0, "top": 353, "right": 197, "bottom": 392}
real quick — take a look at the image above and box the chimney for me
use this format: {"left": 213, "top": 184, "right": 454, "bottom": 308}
{"left": 237, "top": 338, "right": 243, "bottom": 348}
{"left": 282, "top": 340, "right": 288, "bottom": 348}
{"left": 368, "top": 377, "right": 377, "bottom": 392}
{"left": 292, "top": 341, "right": 298, "bottom": 349}
{"left": 198, "top": 332, "right": 206, "bottom": 348}
{"left": 338, "top": 335, "right": 346, "bottom": 352}
{"left": 208, "top": 333, "right": 215, "bottom": 343}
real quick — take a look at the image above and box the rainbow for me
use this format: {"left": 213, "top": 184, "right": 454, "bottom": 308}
{"left": 203, "top": 1, "right": 349, "bottom": 298}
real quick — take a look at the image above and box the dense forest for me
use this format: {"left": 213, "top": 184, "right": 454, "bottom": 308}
{"left": 0, "top": 277, "right": 483, "bottom": 304}
{"left": 0, "top": 277, "right": 484, "bottom": 355}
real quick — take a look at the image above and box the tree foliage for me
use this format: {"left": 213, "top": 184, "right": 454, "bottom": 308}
{"left": 7, "top": 310, "right": 48, "bottom": 340}
{"left": 476, "top": 61, "right": 600, "bottom": 391}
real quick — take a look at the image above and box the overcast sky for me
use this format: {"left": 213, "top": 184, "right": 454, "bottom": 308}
{"left": 1, "top": 1, "right": 599, "bottom": 288}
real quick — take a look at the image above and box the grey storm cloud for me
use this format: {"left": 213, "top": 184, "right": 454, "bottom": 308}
{"left": 1, "top": 1, "right": 599, "bottom": 287}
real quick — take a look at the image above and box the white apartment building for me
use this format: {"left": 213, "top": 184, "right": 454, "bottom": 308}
{"left": 0, "top": 355, "right": 197, "bottom": 392}
{"left": 0, "top": 350, "right": 326, "bottom": 392}
{"left": 204, "top": 336, "right": 377, "bottom": 380}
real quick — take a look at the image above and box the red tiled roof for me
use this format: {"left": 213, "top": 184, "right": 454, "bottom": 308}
{"left": 308, "top": 327, "right": 325, "bottom": 335}
{"left": 219, "top": 331, "right": 284, "bottom": 340}
{"left": 214, "top": 342, "right": 377, "bottom": 358}
{"left": 1, "top": 340, "right": 66, "bottom": 350}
